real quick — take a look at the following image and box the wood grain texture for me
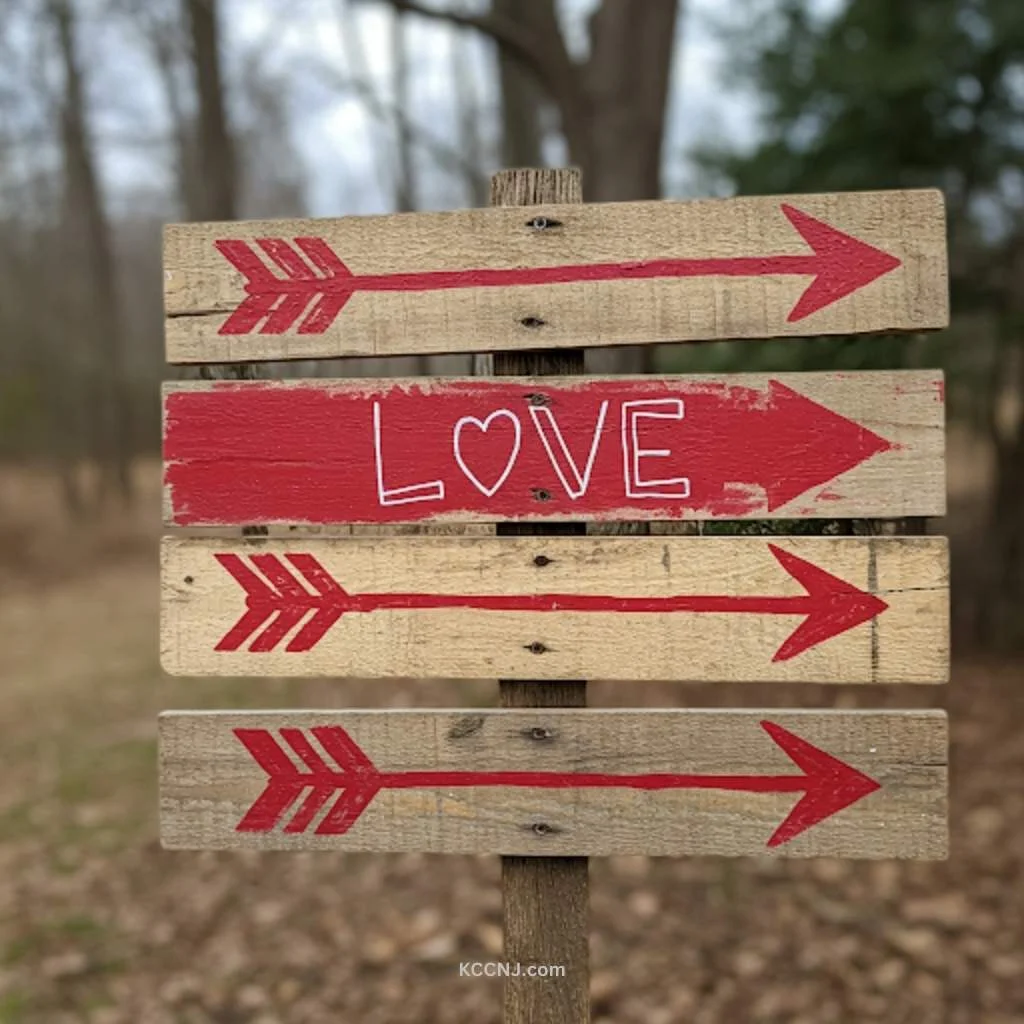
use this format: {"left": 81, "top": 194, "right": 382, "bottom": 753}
{"left": 162, "top": 370, "right": 946, "bottom": 526}
{"left": 159, "top": 535, "right": 949, "bottom": 683}
{"left": 158, "top": 708, "right": 949, "bottom": 859}
{"left": 164, "top": 189, "right": 948, "bottom": 364}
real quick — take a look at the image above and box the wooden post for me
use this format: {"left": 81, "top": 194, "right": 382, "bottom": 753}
{"left": 491, "top": 167, "right": 589, "bottom": 1024}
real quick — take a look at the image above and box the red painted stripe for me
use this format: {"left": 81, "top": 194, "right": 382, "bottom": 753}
{"left": 346, "top": 591, "right": 811, "bottom": 615}
{"left": 372, "top": 770, "right": 810, "bottom": 792}
{"left": 272, "top": 254, "right": 818, "bottom": 296}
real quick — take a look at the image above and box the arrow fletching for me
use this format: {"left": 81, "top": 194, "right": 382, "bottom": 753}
{"left": 216, "top": 237, "right": 356, "bottom": 335}
{"left": 235, "top": 726, "right": 381, "bottom": 835}
{"left": 214, "top": 553, "right": 355, "bottom": 653}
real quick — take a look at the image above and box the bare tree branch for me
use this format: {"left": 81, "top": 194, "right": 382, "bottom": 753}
{"left": 355, "top": 0, "right": 585, "bottom": 150}
{"left": 360, "top": 0, "right": 539, "bottom": 69}
{"left": 306, "top": 53, "right": 486, "bottom": 183}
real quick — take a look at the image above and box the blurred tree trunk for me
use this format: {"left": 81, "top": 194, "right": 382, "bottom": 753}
{"left": 0, "top": 20, "right": 91, "bottom": 516}
{"left": 1, "top": 236, "right": 87, "bottom": 515}
{"left": 186, "top": 0, "right": 237, "bottom": 223}
{"left": 391, "top": 6, "right": 416, "bottom": 214}
{"left": 463, "top": 0, "right": 681, "bottom": 202}
{"left": 51, "top": 0, "right": 134, "bottom": 506}
{"left": 183, "top": 0, "right": 263, "bottom": 384}
{"left": 451, "top": 13, "right": 490, "bottom": 207}
{"left": 145, "top": 7, "right": 198, "bottom": 216}
{"left": 583, "top": 0, "right": 678, "bottom": 204}
{"left": 494, "top": 0, "right": 543, "bottom": 169}
{"left": 989, "top": 415, "right": 1024, "bottom": 647}
{"left": 985, "top": 269, "right": 1024, "bottom": 649}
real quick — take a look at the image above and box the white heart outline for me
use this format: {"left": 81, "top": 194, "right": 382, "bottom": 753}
{"left": 453, "top": 409, "right": 522, "bottom": 498}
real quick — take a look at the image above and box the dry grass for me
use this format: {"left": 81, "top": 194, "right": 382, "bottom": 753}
{"left": 0, "top": 461, "right": 162, "bottom": 590}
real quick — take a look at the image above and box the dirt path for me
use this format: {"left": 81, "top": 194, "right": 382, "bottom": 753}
{"left": 1, "top": 545, "right": 1022, "bottom": 1022}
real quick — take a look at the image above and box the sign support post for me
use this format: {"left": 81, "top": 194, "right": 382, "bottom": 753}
{"left": 491, "top": 167, "right": 590, "bottom": 1024}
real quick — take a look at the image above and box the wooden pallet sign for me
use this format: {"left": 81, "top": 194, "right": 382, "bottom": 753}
{"left": 160, "top": 535, "right": 949, "bottom": 683}
{"left": 163, "top": 371, "right": 946, "bottom": 526}
{"left": 159, "top": 166, "right": 953, "bottom": 1024}
{"left": 163, "top": 190, "right": 948, "bottom": 364}
{"left": 159, "top": 709, "right": 948, "bottom": 859}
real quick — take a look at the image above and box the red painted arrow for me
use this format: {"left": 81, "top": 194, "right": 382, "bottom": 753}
{"left": 233, "top": 720, "right": 881, "bottom": 847}
{"left": 727, "top": 380, "right": 892, "bottom": 512}
{"left": 163, "top": 377, "right": 894, "bottom": 525}
{"left": 213, "top": 544, "right": 888, "bottom": 660}
{"left": 215, "top": 205, "right": 902, "bottom": 335}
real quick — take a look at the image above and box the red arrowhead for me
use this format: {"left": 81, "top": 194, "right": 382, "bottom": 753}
{"left": 756, "top": 381, "right": 892, "bottom": 511}
{"left": 761, "top": 720, "right": 881, "bottom": 846}
{"left": 769, "top": 544, "right": 888, "bottom": 661}
{"left": 782, "top": 204, "right": 902, "bottom": 322}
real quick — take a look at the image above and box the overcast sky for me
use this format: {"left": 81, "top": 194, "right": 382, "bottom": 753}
{"left": 16, "top": 0, "right": 838, "bottom": 218}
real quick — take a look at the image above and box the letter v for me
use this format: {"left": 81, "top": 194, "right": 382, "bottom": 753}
{"left": 528, "top": 400, "right": 609, "bottom": 500}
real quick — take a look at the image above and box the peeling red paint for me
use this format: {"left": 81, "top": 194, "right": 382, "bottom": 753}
{"left": 163, "top": 378, "right": 892, "bottom": 526}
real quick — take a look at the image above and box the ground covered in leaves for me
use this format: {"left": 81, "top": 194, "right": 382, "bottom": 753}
{"left": 0, "top": 471, "right": 1021, "bottom": 1023}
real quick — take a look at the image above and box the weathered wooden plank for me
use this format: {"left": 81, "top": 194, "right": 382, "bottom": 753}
{"left": 158, "top": 708, "right": 948, "bottom": 859}
{"left": 164, "top": 189, "right": 948, "bottom": 364}
{"left": 162, "top": 370, "right": 946, "bottom": 526}
{"left": 160, "top": 535, "right": 949, "bottom": 683}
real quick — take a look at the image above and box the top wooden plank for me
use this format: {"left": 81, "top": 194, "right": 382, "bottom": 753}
{"left": 164, "top": 189, "right": 949, "bottom": 364}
